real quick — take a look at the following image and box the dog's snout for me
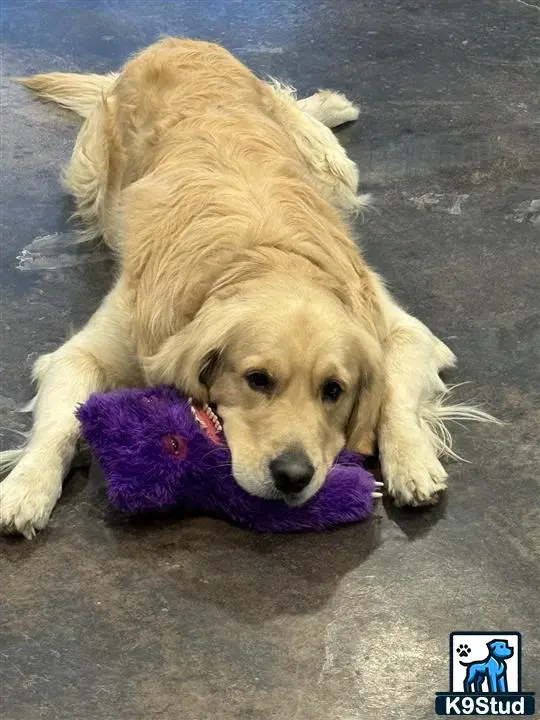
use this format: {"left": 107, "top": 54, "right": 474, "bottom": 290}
{"left": 270, "top": 449, "right": 315, "bottom": 495}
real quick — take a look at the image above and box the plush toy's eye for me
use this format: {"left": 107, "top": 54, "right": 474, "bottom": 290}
{"left": 162, "top": 434, "right": 187, "bottom": 458}
{"left": 321, "top": 379, "right": 343, "bottom": 403}
{"left": 245, "top": 370, "right": 275, "bottom": 394}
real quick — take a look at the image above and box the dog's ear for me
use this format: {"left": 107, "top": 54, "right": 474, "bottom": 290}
{"left": 197, "top": 348, "right": 222, "bottom": 390}
{"left": 345, "top": 330, "right": 384, "bottom": 456}
{"left": 142, "top": 300, "right": 244, "bottom": 401}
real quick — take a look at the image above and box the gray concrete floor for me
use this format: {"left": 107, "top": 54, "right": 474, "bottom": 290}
{"left": 1, "top": 1, "right": 539, "bottom": 718}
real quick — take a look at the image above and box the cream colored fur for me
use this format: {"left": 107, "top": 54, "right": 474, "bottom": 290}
{"left": 0, "top": 38, "right": 495, "bottom": 538}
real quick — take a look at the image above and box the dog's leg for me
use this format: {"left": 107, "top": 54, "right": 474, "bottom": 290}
{"left": 270, "top": 82, "right": 360, "bottom": 128}
{"left": 378, "top": 320, "right": 451, "bottom": 504}
{"left": 485, "top": 664, "right": 500, "bottom": 693}
{"left": 296, "top": 89, "right": 360, "bottom": 129}
{"left": 475, "top": 678, "right": 485, "bottom": 693}
{"left": 0, "top": 282, "right": 139, "bottom": 538}
{"left": 62, "top": 92, "right": 124, "bottom": 246}
{"left": 269, "top": 82, "right": 368, "bottom": 215}
{"left": 20, "top": 72, "right": 122, "bottom": 245}
{"left": 463, "top": 668, "right": 473, "bottom": 693}
{"left": 374, "top": 278, "right": 494, "bottom": 505}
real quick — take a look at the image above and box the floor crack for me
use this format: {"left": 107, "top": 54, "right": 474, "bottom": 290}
{"left": 515, "top": 0, "right": 540, "bottom": 10}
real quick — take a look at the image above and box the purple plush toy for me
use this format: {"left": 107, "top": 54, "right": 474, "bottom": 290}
{"left": 77, "top": 386, "right": 381, "bottom": 533}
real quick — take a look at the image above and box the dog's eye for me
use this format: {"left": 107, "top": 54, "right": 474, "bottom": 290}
{"left": 321, "top": 379, "right": 343, "bottom": 403}
{"left": 245, "top": 370, "right": 274, "bottom": 393}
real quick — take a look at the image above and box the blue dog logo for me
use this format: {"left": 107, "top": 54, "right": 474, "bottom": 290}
{"left": 435, "top": 631, "right": 536, "bottom": 715}
{"left": 459, "top": 639, "right": 514, "bottom": 693}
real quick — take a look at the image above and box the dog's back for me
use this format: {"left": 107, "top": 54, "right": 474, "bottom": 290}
{"left": 18, "top": 38, "right": 315, "bottom": 248}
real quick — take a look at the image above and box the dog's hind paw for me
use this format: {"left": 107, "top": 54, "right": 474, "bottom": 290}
{"left": 297, "top": 90, "right": 360, "bottom": 128}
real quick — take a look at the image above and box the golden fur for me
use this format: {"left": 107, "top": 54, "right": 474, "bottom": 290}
{"left": 113, "top": 38, "right": 382, "bottom": 495}
{"left": 0, "top": 38, "right": 495, "bottom": 537}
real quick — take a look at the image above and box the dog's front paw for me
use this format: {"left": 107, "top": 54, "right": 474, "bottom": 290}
{"left": 0, "top": 454, "right": 62, "bottom": 539}
{"left": 379, "top": 423, "right": 448, "bottom": 506}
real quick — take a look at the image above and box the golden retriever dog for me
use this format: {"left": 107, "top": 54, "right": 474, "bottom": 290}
{"left": 0, "top": 38, "right": 492, "bottom": 538}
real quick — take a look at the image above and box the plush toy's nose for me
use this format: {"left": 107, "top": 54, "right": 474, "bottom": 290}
{"left": 270, "top": 449, "right": 315, "bottom": 495}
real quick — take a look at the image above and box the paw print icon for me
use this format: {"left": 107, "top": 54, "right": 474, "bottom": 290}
{"left": 456, "top": 643, "right": 471, "bottom": 658}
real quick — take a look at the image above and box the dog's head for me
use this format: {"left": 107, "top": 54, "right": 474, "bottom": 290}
{"left": 144, "top": 275, "right": 383, "bottom": 503}
{"left": 487, "top": 640, "right": 514, "bottom": 660}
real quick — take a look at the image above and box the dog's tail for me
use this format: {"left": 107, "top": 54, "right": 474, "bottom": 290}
{"left": 16, "top": 72, "right": 118, "bottom": 118}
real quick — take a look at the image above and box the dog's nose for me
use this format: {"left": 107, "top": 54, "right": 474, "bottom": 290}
{"left": 270, "top": 449, "right": 315, "bottom": 495}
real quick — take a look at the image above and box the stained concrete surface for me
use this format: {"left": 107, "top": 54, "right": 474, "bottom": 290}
{"left": 1, "top": 1, "right": 539, "bottom": 718}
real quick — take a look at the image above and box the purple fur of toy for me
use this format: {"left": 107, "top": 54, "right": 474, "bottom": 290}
{"left": 77, "top": 386, "right": 376, "bottom": 533}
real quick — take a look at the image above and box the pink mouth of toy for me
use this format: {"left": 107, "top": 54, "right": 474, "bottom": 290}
{"left": 189, "top": 400, "right": 223, "bottom": 444}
